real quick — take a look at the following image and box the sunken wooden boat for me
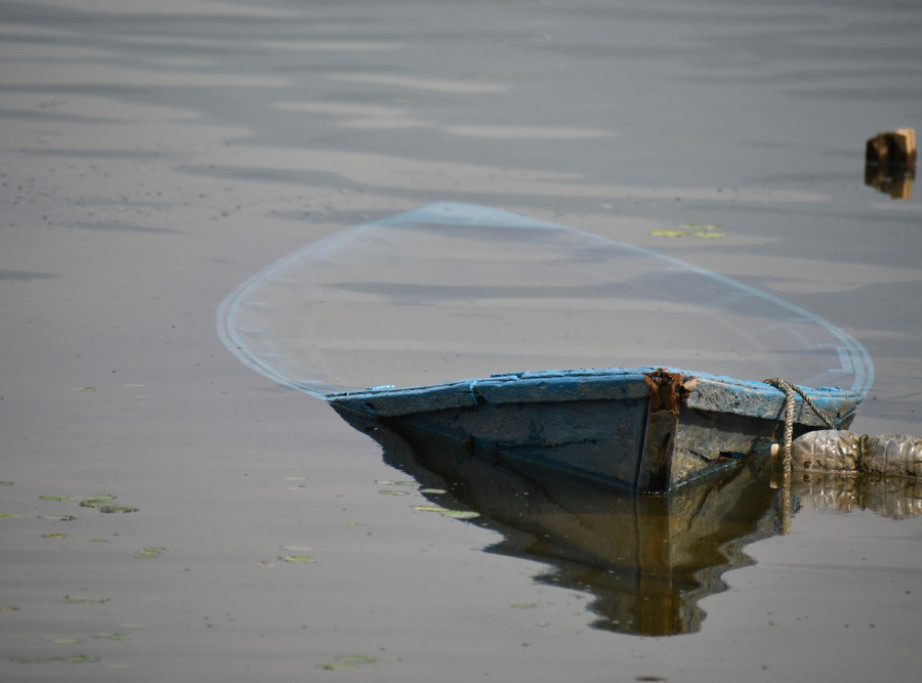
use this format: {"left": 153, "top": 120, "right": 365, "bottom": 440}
{"left": 218, "top": 202, "right": 873, "bottom": 492}
{"left": 329, "top": 365, "right": 861, "bottom": 493}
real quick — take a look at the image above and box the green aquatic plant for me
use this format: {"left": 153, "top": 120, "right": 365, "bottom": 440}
{"left": 10, "top": 653, "right": 100, "bottom": 664}
{"left": 134, "top": 547, "right": 166, "bottom": 560}
{"left": 651, "top": 223, "right": 724, "bottom": 238}
{"left": 318, "top": 654, "right": 378, "bottom": 670}
{"left": 412, "top": 505, "right": 480, "bottom": 520}
{"left": 79, "top": 495, "right": 117, "bottom": 508}
{"left": 78, "top": 494, "right": 137, "bottom": 513}
{"left": 62, "top": 596, "right": 109, "bottom": 604}
{"left": 278, "top": 554, "right": 316, "bottom": 563}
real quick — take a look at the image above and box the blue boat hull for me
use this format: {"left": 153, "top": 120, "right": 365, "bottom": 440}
{"left": 329, "top": 366, "right": 861, "bottom": 492}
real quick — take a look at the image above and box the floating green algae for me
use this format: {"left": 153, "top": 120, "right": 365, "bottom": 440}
{"left": 62, "top": 596, "right": 109, "bottom": 605}
{"left": 10, "top": 653, "right": 100, "bottom": 664}
{"left": 78, "top": 495, "right": 137, "bottom": 513}
{"left": 319, "top": 654, "right": 378, "bottom": 670}
{"left": 134, "top": 547, "right": 166, "bottom": 560}
{"left": 279, "top": 554, "right": 316, "bottom": 563}
{"left": 79, "top": 495, "right": 117, "bottom": 508}
{"left": 412, "top": 505, "right": 480, "bottom": 520}
{"left": 91, "top": 632, "right": 132, "bottom": 641}
{"left": 651, "top": 223, "right": 723, "bottom": 238}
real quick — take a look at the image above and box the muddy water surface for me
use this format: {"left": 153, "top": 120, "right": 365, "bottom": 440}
{"left": 2, "top": 0, "right": 921, "bottom": 680}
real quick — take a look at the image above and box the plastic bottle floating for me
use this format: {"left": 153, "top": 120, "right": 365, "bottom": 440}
{"left": 790, "top": 430, "right": 922, "bottom": 478}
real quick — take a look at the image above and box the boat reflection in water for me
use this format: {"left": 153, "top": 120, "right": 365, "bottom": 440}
{"left": 343, "top": 412, "right": 781, "bottom": 635}
{"left": 341, "top": 412, "right": 922, "bottom": 636}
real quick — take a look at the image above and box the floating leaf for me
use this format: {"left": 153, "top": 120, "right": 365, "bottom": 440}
{"left": 135, "top": 547, "right": 166, "bottom": 560}
{"left": 98, "top": 505, "right": 138, "bottom": 514}
{"left": 41, "top": 514, "right": 77, "bottom": 521}
{"left": 511, "top": 602, "right": 539, "bottom": 609}
{"left": 378, "top": 489, "right": 409, "bottom": 496}
{"left": 0, "top": 512, "right": 19, "bottom": 518}
{"left": 40, "top": 495, "right": 72, "bottom": 501}
{"left": 63, "top": 596, "right": 109, "bottom": 605}
{"left": 0, "top": 481, "right": 13, "bottom": 486}
{"left": 319, "top": 654, "right": 378, "bottom": 670}
{"left": 651, "top": 224, "right": 724, "bottom": 239}
{"left": 91, "top": 632, "right": 132, "bottom": 641}
{"left": 10, "top": 653, "right": 100, "bottom": 664}
{"left": 439, "top": 509, "right": 480, "bottom": 519}
{"left": 2, "top": 606, "right": 20, "bottom": 612}
{"left": 279, "top": 554, "right": 316, "bottom": 563}
{"left": 375, "top": 479, "right": 416, "bottom": 487}
{"left": 43, "top": 533, "right": 70, "bottom": 539}
{"left": 48, "top": 637, "right": 82, "bottom": 644}
{"left": 412, "top": 505, "right": 480, "bottom": 520}
{"left": 419, "top": 488, "right": 447, "bottom": 495}
{"left": 79, "top": 495, "right": 117, "bottom": 508}
{"left": 280, "top": 545, "right": 311, "bottom": 552}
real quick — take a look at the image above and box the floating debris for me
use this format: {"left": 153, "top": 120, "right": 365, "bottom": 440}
{"left": 789, "top": 430, "right": 922, "bottom": 478}
{"left": 865, "top": 128, "right": 916, "bottom": 199}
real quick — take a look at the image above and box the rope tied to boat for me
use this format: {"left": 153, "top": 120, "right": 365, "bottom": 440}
{"left": 763, "top": 378, "right": 837, "bottom": 473}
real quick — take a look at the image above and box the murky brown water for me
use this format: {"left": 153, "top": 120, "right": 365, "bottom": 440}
{"left": 2, "top": 0, "right": 921, "bottom": 680}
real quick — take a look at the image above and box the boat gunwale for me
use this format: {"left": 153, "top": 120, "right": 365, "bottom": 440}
{"left": 326, "top": 365, "right": 861, "bottom": 427}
